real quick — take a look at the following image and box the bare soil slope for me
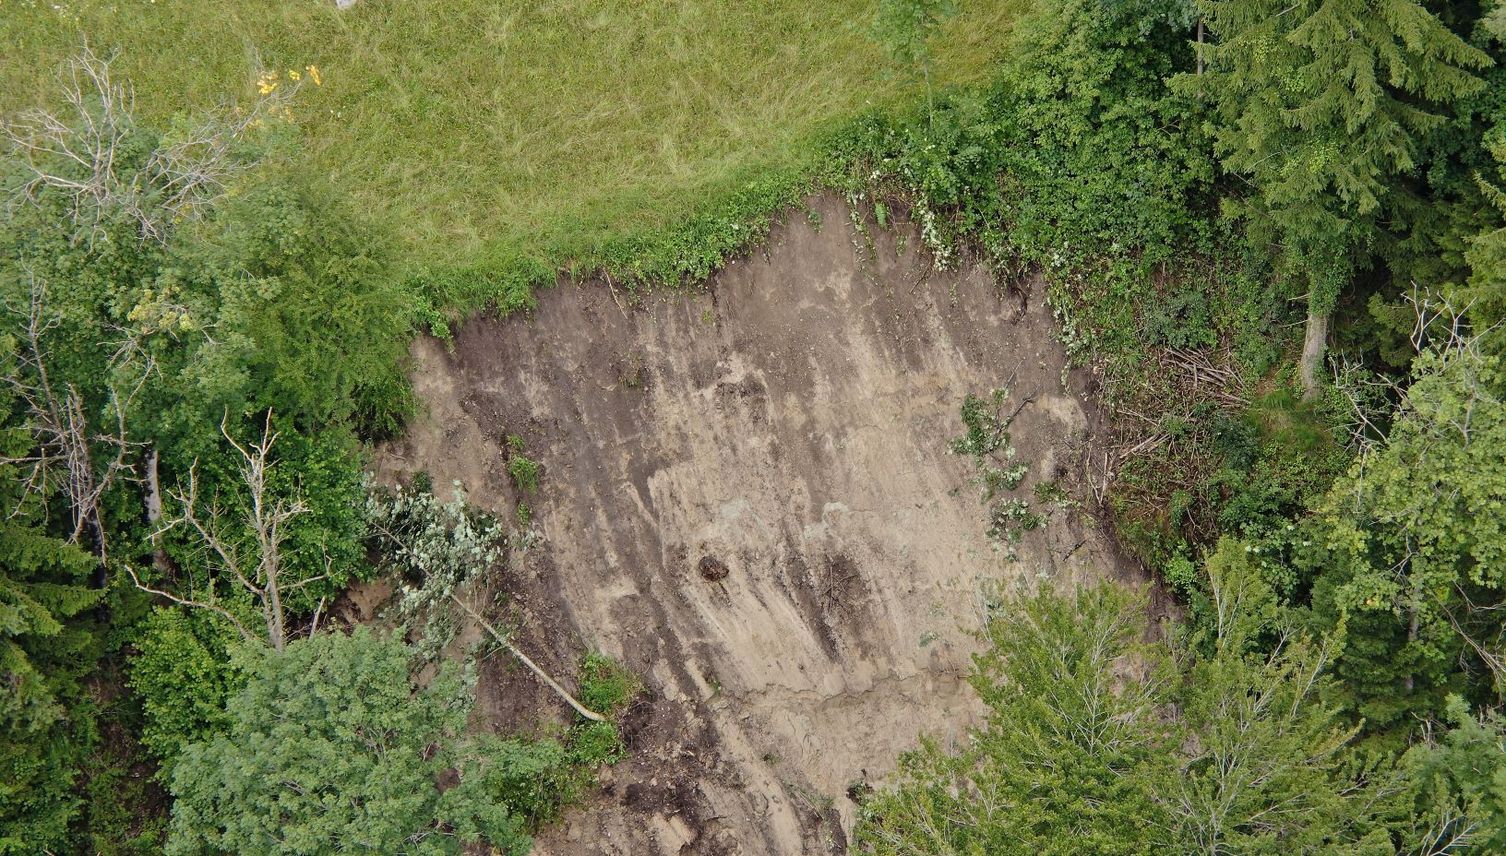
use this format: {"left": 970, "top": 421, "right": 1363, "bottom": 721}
{"left": 376, "top": 194, "right": 1130, "bottom": 854}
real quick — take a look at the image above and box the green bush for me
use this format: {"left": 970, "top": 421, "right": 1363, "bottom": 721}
{"left": 127, "top": 609, "right": 246, "bottom": 775}
{"left": 567, "top": 721, "right": 626, "bottom": 768}
{"left": 477, "top": 737, "right": 579, "bottom": 826}
{"left": 506, "top": 456, "right": 541, "bottom": 496}
{"left": 167, "top": 629, "right": 533, "bottom": 856}
{"left": 831, "top": 0, "right": 1211, "bottom": 271}
{"left": 180, "top": 173, "right": 417, "bottom": 437}
{"left": 578, "top": 652, "right": 642, "bottom": 716}
{"left": 1141, "top": 290, "right": 1217, "bottom": 350}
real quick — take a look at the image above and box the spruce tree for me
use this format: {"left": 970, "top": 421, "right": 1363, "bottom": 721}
{"left": 0, "top": 344, "right": 104, "bottom": 852}
{"left": 0, "top": 519, "right": 102, "bottom": 851}
{"left": 1185, "top": 0, "right": 1491, "bottom": 395}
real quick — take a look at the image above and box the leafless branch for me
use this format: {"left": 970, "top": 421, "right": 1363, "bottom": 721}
{"left": 123, "top": 564, "right": 258, "bottom": 644}
{"left": 0, "top": 272, "right": 147, "bottom": 564}
{"left": 3, "top": 46, "right": 296, "bottom": 245}
{"left": 142, "top": 410, "right": 310, "bottom": 650}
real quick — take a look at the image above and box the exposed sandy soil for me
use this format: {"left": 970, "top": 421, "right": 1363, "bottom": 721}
{"left": 374, "top": 193, "right": 1136, "bottom": 854}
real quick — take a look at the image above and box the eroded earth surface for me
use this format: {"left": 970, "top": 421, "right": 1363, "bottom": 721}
{"left": 375, "top": 194, "right": 1132, "bottom": 854}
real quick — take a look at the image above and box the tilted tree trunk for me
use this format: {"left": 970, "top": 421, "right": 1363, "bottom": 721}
{"left": 1299, "top": 308, "right": 1329, "bottom": 400}
{"left": 143, "top": 448, "right": 176, "bottom": 577}
{"left": 449, "top": 594, "right": 606, "bottom": 722}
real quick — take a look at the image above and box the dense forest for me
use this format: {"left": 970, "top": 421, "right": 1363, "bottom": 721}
{"left": 2, "top": 0, "right": 1504, "bottom": 853}
{"left": 851, "top": 0, "right": 1506, "bottom": 850}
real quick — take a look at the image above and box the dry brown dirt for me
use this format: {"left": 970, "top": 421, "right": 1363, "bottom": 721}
{"left": 374, "top": 193, "right": 1136, "bottom": 855}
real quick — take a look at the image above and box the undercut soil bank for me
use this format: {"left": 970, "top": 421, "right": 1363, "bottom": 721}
{"left": 375, "top": 193, "right": 1138, "bottom": 854}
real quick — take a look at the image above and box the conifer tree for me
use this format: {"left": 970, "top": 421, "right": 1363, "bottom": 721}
{"left": 0, "top": 480, "right": 103, "bottom": 851}
{"left": 1185, "top": 0, "right": 1491, "bottom": 395}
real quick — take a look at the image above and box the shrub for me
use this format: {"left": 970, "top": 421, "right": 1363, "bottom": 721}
{"left": 504, "top": 435, "right": 541, "bottom": 495}
{"left": 127, "top": 609, "right": 246, "bottom": 774}
{"left": 578, "top": 652, "right": 642, "bottom": 715}
{"left": 166, "top": 629, "right": 533, "bottom": 856}
{"left": 477, "top": 737, "right": 579, "bottom": 826}
{"left": 567, "top": 721, "right": 626, "bottom": 768}
{"left": 506, "top": 456, "right": 541, "bottom": 496}
{"left": 364, "top": 479, "right": 506, "bottom": 654}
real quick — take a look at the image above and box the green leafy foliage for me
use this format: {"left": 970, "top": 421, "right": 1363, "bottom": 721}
{"left": 0, "top": 53, "right": 416, "bottom": 846}
{"left": 475, "top": 736, "right": 580, "bottom": 826}
{"left": 577, "top": 651, "right": 642, "bottom": 716}
{"left": 365, "top": 480, "right": 505, "bottom": 604}
{"left": 874, "top": 0, "right": 958, "bottom": 77}
{"left": 567, "top": 721, "right": 627, "bottom": 768}
{"left": 6, "top": 2, "right": 1506, "bottom": 852}
{"left": 1461, "top": 110, "right": 1506, "bottom": 335}
{"left": 0, "top": 0, "right": 1029, "bottom": 312}
{"left": 1168, "top": 546, "right": 1400, "bottom": 852}
{"left": 835, "top": 8, "right": 1208, "bottom": 276}
{"left": 0, "top": 522, "right": 102, "bottom": 854}
{"left": 950, "top": 390, "right": 1042, "bottom": 552}
{"left": 561, "top": 652, "right": 642, "bottom": 769}
{"left": 874, "top": 0, "right": 959, "bottom": 123}
{"left": 1402, "top": 694, "right": 1506, "bottom": 851}
{"left": 1301, "top": 345, "right": 1506, "bottom": 729}
{"left": 0, "top": 376, "right": 104, "bottom": 852}
{"left": 74, "top": 723, "right": 171, "bottom": 856}
{"left": 858, "top": 585, "right": 1171, "bottom": 854}
{"left": 126, "top": 608, "right": 245, "bottom": 772}
{"left": 859, "top": 581, "right": 1408, "bottom": 854}
{"left": 365, "top": 479, "right": 506, "bottom": 657}
{"left": 505, "top": 447, "right": 542, "bottom": 497}
{"left": 166, "top": 629, "right": 532, "bottom": 855}
{"left": 175, "top": 175, "right": 416, "bottom": 437}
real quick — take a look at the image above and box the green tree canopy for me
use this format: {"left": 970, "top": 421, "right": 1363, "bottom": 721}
{"left": 1184, "top": 0, "right": 1492, "bottom": 391}
{"left": 857, "top": 585, "right": 1173, "bottom": 855}
{"left": 1301, "top": 343, "right": 1506, "bottom": 729}
{"left": 0, "top": 371, "right": 104, "bottom": 853}
{"left": 166, "top": 628, "right": 530, "bottom": 856}
{"left": 1402, "top": 694, "right": 1506, "bottom": 851}
{"left": 857, "top": 579, "right": 1407, "bottom": 854}
{"left": 0, "top": 521, "right": 101, "bottom": 853}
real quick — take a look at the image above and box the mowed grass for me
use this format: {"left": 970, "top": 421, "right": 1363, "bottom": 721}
{"left": 1, "top": 0, "right": 1024, "bottom": 277}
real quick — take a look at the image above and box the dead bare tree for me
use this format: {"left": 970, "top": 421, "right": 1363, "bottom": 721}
{"left": 1330, "top": 287, "right": 1503, "bottom": 452}
{"left": 2, "top": 47, "right": 136, "bottom": 243}
{"left": 3, "top": 46, "right": 295, "bottom": 245}
{"left": 1, "top": 273, "right": 148, "bottom": 571}
{"left": 125, "top": 411, "right": 321, "bottom": 651}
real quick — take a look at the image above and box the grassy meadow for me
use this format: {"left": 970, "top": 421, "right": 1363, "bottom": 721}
{"left": 1, "top": 0, "right": 1025, "bottom": 282}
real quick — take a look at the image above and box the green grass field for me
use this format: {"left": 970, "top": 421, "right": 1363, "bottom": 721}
{"left": 2, "top": 0, "right": 1024, "bottom": 280}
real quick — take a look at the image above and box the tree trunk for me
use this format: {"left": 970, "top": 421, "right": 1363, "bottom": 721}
{"left": 1403, "top": 601, "right": 1419, "bottom": 694}
{"left": 265, "top": 572, "right": 286, "bottom": 652}
{"left": 450, "top": 594, "right": 606, "bottom": 722}
{"left": 1299, "top": 308, "right": 1329, "bottom": 400}
{"left": 1404, "top": 566, "right": 1422, "bottom": 694}
{"left": 1196, "top": 19, "right": 1205, "bottom": 75}
{"left": 144, "top": 448, "right": 176, "bottom": 577}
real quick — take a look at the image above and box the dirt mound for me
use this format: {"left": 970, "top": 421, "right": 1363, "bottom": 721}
{"left": 375, "top": 194, "right": 1131, "bottom": 854}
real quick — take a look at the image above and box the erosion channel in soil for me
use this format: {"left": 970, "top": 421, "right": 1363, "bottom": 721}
{"left": 374, "top": 193, "right": 1137, "bottom": 855}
